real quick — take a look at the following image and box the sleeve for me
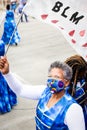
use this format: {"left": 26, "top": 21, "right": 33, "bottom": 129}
{"left": 64, "top": 103, "right": 85, "bottom": 130}
{"left": 3, "top": 72, "right": 46, "bottom": 100}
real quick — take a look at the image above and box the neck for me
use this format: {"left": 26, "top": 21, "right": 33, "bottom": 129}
{"left": 52, "top": 90, "right": 65, "bottom": 99}
{"left": 46, "top": 90, "right": 65, "bottom": 108}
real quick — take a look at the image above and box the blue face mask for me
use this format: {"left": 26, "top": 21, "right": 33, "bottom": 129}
{"left": 47, "top": 79, "right": 64, "bottom": 94}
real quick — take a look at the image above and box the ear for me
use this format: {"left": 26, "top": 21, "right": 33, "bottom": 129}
{"left": 64, "top": 80, "right": 70, "bottom": 87}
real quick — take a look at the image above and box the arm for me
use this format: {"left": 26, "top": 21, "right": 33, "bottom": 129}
{"left": 64, "top": 103, "right": 85, "bottom": 130}
{"left": 0, "top": 57, "right": 46, "bottom": 100}
{"left": 3, "top": 72, "right": 46, "bottom": 100}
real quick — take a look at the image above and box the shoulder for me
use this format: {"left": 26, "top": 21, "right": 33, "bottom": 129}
{"left": 65, "top": 103, "right": 84, "bottom": 122}
{"left": 64, "top": 103, "right": 85, "bottom": 130}
{"left": 67, "top": 103, "right": 83, "bottom": 113}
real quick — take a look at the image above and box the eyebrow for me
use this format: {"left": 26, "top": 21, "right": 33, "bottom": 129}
{"left": 48, "top": 75, "right": 63, "bottom": 79}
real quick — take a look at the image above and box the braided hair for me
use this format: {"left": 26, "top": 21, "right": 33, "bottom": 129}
{"left": 65, "top": 55, "right": 87, "bottom": 97}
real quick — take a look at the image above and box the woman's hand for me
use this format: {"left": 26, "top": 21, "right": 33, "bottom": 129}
{"left": 0, "top": 56, "right": 9, "bottom": 74}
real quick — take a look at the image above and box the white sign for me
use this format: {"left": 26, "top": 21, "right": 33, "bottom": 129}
{"left": 24, "top": 0, "right": 87, "bottom": 61}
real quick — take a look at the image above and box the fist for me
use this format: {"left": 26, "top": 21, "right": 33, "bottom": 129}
{"left": 0, "top": 56, "right": 9, "bottom": 74}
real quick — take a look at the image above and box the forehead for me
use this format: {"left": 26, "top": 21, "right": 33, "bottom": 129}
{"left": 49, "top": 68, "right": 64, "bottom": 77}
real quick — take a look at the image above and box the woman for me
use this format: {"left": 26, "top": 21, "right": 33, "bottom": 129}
{"left": 65, "top": 54, "right": 87, "bottom": 129}
{"left": 17, "top": 0, "right": 28, "bottom": 22}
{"left": 10, "top": 0, "right": 17, "bottom": 12}
{"left": 0, "top": 57, "right": 85, "bottom": 130}
{"left": 0, "top": 39, "right": 17, "bottom": 113}
{"left": 1, "top": 4, "right": 20, "bottom": 46}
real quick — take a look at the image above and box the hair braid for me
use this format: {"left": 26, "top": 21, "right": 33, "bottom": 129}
{"left": 65, "top": 55, "right": 87, "bottom": 96}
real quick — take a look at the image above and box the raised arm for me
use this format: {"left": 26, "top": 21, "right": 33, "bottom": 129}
{"left": 0, "top": 57, "right": 46, "bottom": 100}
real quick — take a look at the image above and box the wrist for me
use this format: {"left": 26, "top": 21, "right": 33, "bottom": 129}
{"left": 3, "top": 71, "right": 11, "bottom": 76}
{"left": 2, "top": 68, "right": 9, "bottom": 75}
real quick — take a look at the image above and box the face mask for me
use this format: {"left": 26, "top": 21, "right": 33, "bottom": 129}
{"left": 47, "top": 79, "right": 64, "bottom": 94}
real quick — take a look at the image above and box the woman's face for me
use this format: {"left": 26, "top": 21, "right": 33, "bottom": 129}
{"left": 48, "top": 68, "right": 69, "bottom": 87}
